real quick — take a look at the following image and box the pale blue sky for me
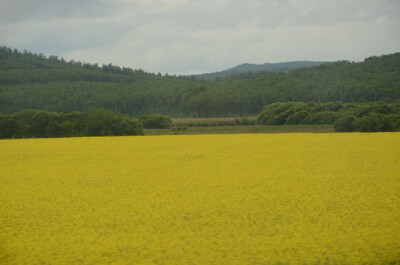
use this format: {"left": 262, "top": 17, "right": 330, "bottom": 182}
{"left": 1, "top": 0, "right": 399, "bottom": 74}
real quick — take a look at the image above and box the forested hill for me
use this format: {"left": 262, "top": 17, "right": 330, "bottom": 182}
{"left": 195, "top": 61, "right": 327, "bottom": 80}
{"left": 0, "top": 46, "right": 159, "bottom": 84}
{"left": 0, "top": 46, "right": 399, "bottom": 117}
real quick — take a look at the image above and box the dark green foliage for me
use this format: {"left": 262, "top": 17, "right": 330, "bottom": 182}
{"left": 355, "top": 113, "right": 395, "bottom": 132}
{"left": 334, "top": 115, "right": 356, "bottom": 132}
{"left": 286, "top": 111, "right": 310, "bottom": 125}
{"left": 257, "top": 101, "right": 400, "bottom": 132}
{"left": 0, "top": 109, "right": 143, "bottom": 139}
{"left": 257, "top": 102, "right": 299, "bottom": 125}
{"left": 84, "top": 108, "right": 143, "bottom": 136}
{"left": 305, "top": 111, "right": 337, "bottom": 124}
{"left": 0, "top": 47, "right": 400, "bottom": 117}
{"left": 139, "top": 114, "right": 172, "bottom": 129}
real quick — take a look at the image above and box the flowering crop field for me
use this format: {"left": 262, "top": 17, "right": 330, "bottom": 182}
{"left": 1, "top": 133, "right": 399, "bottom": 264}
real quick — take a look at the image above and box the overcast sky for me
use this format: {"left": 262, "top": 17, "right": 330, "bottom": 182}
{"left": 1, "top": 0, "right": 399, "bottom": 75}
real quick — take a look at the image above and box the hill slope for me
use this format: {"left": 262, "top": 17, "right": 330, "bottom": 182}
{"left": 0, "top": 46, "right": 399, "bottom": 117}
{"left": 195, "top": 61, "right": 327, "bottom": 80}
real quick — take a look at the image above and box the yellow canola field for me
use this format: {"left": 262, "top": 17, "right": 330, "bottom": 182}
{"left": 1, "top": 133, "right": 399, "bottom": 264}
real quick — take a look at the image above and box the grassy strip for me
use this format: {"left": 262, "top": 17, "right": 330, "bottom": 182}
{"left": 172, "top": 117, "right": 257, "bottom": 127}
{"left": 144, "top": 124, "right": 334, "bottom": 135}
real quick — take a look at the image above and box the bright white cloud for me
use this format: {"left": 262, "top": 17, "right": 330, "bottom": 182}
{"left": 1, "top": 0, "right": 399, "bottom": 74}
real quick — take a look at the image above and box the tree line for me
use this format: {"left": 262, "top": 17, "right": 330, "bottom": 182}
{"left": 0, "top": 109, "right": 177, "bottom": 138}
{"left": 2, "top": 101, "right": 398, "bottom": 139}
{"left": 257, "top": 101, "right": 400, "bottom": 132}
{"left": 0, "top": 109, "right": 143, "bottom": 138}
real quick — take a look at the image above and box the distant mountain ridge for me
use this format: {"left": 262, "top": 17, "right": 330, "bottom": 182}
{"left": 195, "top": 61, "right": 328, "bottom": 80}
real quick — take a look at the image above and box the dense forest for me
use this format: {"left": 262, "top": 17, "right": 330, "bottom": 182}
{"left": 0, "top": 46, "right": 400, "bottom": 118}
{"left": 195, "top": 61, "right": 327, "bottom": 80}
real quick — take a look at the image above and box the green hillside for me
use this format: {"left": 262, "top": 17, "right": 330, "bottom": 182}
{"left": 1, "top": 46, "right": 399, "bottom": 117}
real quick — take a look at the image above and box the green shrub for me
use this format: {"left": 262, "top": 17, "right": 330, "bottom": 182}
{"left": 334, "top": 115, "right": 356, "bottom": 132}
{"left": 355, "top": 113, "right": 394, "bottom": 132}
{"left": 0, "top": 109, "right": 143, "bottom": 138}
{"left": 139, "top": 114, "right": 172, "bottom": 129}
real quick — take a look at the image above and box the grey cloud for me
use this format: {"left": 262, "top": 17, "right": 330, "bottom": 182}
{"left": 0, "top": 0, "right": 118, "bottom": 24}
{"left": 1, "top": 0, "right": 399, "bottom": 74}
{"left": 1, "top": 16, "right": 132, "bottom": 55}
